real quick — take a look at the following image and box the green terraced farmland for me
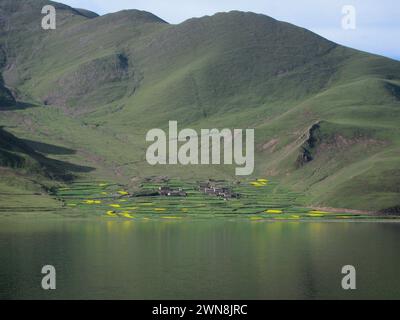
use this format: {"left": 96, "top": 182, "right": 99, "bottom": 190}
{"left": 53, "top": 178, "right": 397, "bottom": 221}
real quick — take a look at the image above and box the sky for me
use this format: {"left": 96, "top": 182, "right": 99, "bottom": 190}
{"left": 61, "top": 0, "right": 400, "bottom": 60}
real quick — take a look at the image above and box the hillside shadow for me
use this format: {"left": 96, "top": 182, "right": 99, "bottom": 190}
{"left": 34, "top": 148, "right": 96, "bottom": 182}
{"left": 23, "top": 139, "right": 95, "bottom": 174}
{"left": 27, "top": 140, "right": 96, "bottom": 176}
{"left": 0, "top": 127, "right": 95, "bottom": 180}
{"left": 22, "top": 139, "right": 76, "bottom": 155}
{"left": 0, "top": 101, "right": 39, "bottom": 111}
{"left": 45, "top": 157, "right": 95, "bottom": 174}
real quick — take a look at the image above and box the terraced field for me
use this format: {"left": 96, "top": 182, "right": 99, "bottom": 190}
{"left": 51, "top": 178, "right": 397, "bottom": 221}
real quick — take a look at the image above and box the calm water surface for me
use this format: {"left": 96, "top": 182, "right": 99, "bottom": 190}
{"left": 0, "top": 217, "right": 399, "bottom": 299}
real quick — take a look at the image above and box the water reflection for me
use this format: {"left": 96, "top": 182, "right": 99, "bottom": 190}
{"left": 0, "top": 218, "right": 399, "bottom": 299}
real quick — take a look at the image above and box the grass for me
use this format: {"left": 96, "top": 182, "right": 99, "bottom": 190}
{"left": 0, "top": 169, "right": 61, "bottom": 214}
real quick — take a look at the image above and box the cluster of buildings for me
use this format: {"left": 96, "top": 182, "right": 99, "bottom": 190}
{"left": 148, "top": 180, "right": 239, "bottom": 200}
{"left": 158, "top": 186, "right": 187, "bottom": 197}
{"left": 198, "top": 182, "right": 239, "bottom": 200}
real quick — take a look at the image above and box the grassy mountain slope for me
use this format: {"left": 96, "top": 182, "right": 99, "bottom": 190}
{"left": 1, "top": 1, "right": 400, "bottom": 211}
{"left": 0, "top": 126, "right": 78, "bottom": 211}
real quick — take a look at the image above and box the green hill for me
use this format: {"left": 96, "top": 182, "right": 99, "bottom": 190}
{"left": 0, "top": 126, "right": 93, "bottom": 211}
{"left": 1, "top": 0, "right": 400, "bottom": 212}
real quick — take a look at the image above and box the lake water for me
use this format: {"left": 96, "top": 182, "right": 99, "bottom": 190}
{"left": 1, "top": 217, "right": 399, "bottom": 299}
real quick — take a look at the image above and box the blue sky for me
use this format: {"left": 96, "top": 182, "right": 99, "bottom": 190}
{"left": 61, "top": 0, "right": 400, "bottom": 60}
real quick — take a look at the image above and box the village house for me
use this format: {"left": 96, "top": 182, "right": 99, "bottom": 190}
{"left": 199, "top": 182, "right": 239, "bottom": 200}
{"left": 158, "top": 186, "right": 187, "bottom": 197}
